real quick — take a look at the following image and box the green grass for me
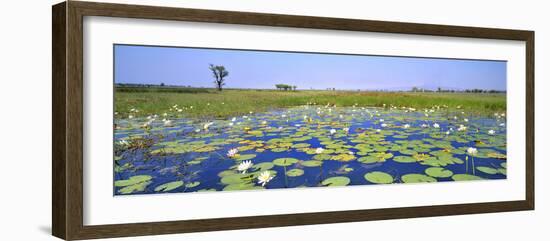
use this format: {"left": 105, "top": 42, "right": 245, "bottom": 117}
{"left": 115, "top": 87, "right": 506, "bottom": 118}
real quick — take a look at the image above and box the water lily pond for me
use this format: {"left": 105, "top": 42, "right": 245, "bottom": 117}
{"left": 114, "top": 105, "right": 507, "bottom": 195}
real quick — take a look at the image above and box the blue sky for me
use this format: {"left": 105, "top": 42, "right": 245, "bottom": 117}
{"left": 114, "top": 44, "right": 506, "bottom": 91}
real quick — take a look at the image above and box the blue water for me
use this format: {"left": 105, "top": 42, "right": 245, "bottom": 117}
{"left": 113, "top": 106, "right": 507, "bottom": 195}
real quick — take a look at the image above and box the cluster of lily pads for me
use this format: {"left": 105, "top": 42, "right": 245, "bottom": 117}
{"left": 114, "top": 104, "right": 507, "bottom": 195}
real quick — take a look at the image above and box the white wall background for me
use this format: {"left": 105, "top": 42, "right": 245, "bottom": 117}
{"left": 0, "top": 0, "right": 546, "bottom": 240}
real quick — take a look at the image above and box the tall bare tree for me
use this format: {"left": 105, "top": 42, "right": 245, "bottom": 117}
{"left": 209, "top": 64, "right": 229, "bottom": 91}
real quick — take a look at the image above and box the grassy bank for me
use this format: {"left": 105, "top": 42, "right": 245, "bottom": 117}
{"left": 115, "top": 87, "right": 506, "bottom": 118}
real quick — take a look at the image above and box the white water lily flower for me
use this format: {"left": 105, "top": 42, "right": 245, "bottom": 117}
{"left": 195, "top": 129, "right": 201, "bottom": 133}
{"left": 231, "top": 117, "right": 236, "bottom": 122}
{"left": 228, "top": 122, "right": 234, "bottom": 126}
{"left": 281, "top": 114, "right": 287, "bottom": 118}
{"left": 376, "top": 129, "right": 381, "bottom": 132}
{"left": 379, "top": 119, "right": 384, "bottom": 122}
{"left": 330, "top": 129, "right": 336, "bottom": 135}
{"left": 445, "top": 131, "right": 450, "bottom": 135}
{"left": 261, "top": 120, "right": 267, "bottom": 125}
{"left": 464, "top": 118, "right": 469, "bottom": 122}
{"left": 433, "top": 123, "right": 440, "bottom": 128}
{"left": 304, "top": 115, "right": 308, "bottom": 120}
{"left": 499, "top": 123, "right": 505, "bottom": 127}
{"left": 315, "top": 148, "right": 324, "bottom": 154}
{"left": 163, "top": 119, "right": 173, "bottom": 127}
{"left": 343, "top": 127, "right": 350, "bottom": 132}
{"left": 118, "top": 140, "right": 129, "bottom": 146}
{"left": 128, "top": 115, "right": 134, "bottom": 119}
{"left": 237, "top": 160, "right": 253, "bottom": 174}
{"left": 203, "top": 122, "right": 214, "bottom": 130}
{"left": 295, "top": 124, "right": 301, "bottom": 127}
{"left": 421, "top": 124, "right": 428, "bottom": 128}
{"left": 141, "top": 121, "right": 152, "bottom": 128}
{"left": 403, "top": 124, "right": 410, "bottom": 129}
{"left": 243, "top": 115, "right": 248, "bottom": 119}
{"left": 458, "top": 125, "right": 467, "bottom": 131}
{"left": 257, "top": 171, "right": 274, "bottom": 186}
{"left": 381, "top": 123, "right": 388, "bottom": 127}
{"left": 227, "top": 148, "right": 238, "bottom": 158}
{"left": 348, "top": 151, "right": 354, "bottom": 155}
{"left": 488, "top": 130, "right": 496, "bottom": 135}
{"left": 467, "top": 147, "right": 478, "bottom": 155}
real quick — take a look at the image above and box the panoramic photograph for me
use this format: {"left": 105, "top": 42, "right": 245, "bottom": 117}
{"left": 113, "top": 44, "right": 507, "bottom": 195}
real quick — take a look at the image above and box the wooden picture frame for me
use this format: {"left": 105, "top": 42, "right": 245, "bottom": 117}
{"left": 52, "top": 1, "right": 534, "bottom": 240}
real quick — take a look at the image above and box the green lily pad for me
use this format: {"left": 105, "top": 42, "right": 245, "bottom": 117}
{"left": 321, "top": 176, "right": 351, "bottom": 187}
{"left": 253, "top": 162, "right": 275, "bottom": 171}
{"left": 185, "top": 181, "right": 200, "bottom": 188}
{"left": 313, "top": 154, "right": 333, "bottom": 161}
{"left": 452, "top": 174, "right": 484, "bottom": 181}
{"left": 115, "top": 175, "right": 153, "bottom": 194}
{"left": 221, "top": 173, "right": 255, "bottom": 185}
{"left": 115, "top": 175, "right": 152, "bottom": 187}
{"left": 401, "top": 174, "right": 437, "bottom": 183}
{"left": 234, "top": 154, "right": 257, "bottom": 161}
{"left": 286, "top": 169, "right": 304, "bottom": 177}
{"left": 424, "top": 167, "right": 453, "bottom": 178}
{"left": 331, "top": 153, "right": 356, "bottom": 162}
{"left": 393, "top": 155, "right": 416, "bottom": 163}
{"left": 476, "top": 166, "right": 499, "bottom": 175}
{"left": 223, "top": 182, "right": 258, "bottom": 191}
{"left": 154, "top": 181, "right": 184, "bottom": 192}
{"left": 273, "top": 157, "right": 300, "bottom": 167}
{"left": 364, "top": 171, "right": 393, "bottom": 184}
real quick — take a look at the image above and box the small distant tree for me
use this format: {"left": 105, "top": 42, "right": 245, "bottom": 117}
{"left": 209, "top": 64, "right": 229, "bottom": 91}
{"left": 292, "top": 85, "right": 297, "bottom": 91}
{"left": 160, "top": 82, "right": 165, "bottom": 87}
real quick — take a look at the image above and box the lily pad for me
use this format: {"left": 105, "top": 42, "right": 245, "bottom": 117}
{"left": 185, "top": 181, "right": 201, "bottom": 188}
{"left": 286, "top": 169, "right": 305, "bottom": 177}
{"left": 115, "top": 175, "right": 152, "bottom": 187}
{"left": 154, "top": 181, "right": 184, "bottom": 192}
{"left": 452, "top": 174, "right": 484, "bottom": 181}
{"left": 424, "top": 167, "right": 453, "bottom": 178}
{"left": 115, "top": 175, "right": 153, "bottom": 194}
{"left": 273, "top": 157, "right": 300, "bottom": 167}
{"left": 253, "top": 162, "right": 275, "bottom": 171}
{"left": 321, "top": 176, "right": 351, "bottom": 187}
{"left": 476, "top": 166, "right": 499, "bottom": 175}
{"left": 393, "top": 155, "right": 416, "bottom": 163}
{"left": 401, "top": 174, "right": 437, "bottom": 183}
{"left": 364, "top": 171, "right": 393, "bottom": 184}
{"left": 234, "top": 154, "right": 257, "bottom": 161}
